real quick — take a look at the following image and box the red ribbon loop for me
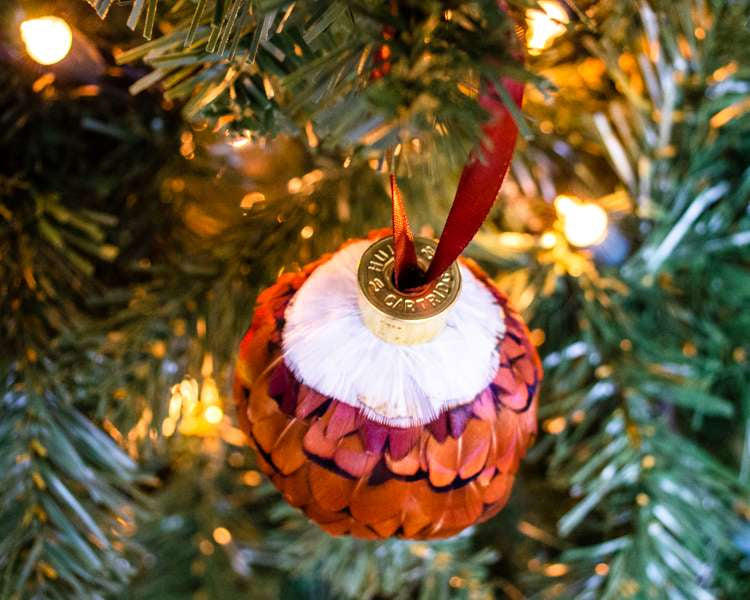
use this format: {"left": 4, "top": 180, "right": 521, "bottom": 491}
{"left": 390, "top": 173, "right": 420, "bottom": 290}
{"left": 391, "top": 77, "right": 524, "bottom": 290}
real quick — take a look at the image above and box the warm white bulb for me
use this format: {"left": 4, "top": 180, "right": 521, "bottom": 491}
{"left": 526, "top": 1, "right": 569, "bottom": 55}
{"left": 20, "top": 16, "right": 73, "bottom": 66}
{"left": 555, "top": 195, "right": 609, "bottom": 248}
{"left": 229, "top": 137, "right": 251, "bottom": 149}
{"left": 204, "top": 406, "right": 223, "bottom": 424}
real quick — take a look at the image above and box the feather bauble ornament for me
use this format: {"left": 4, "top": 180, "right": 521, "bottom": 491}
{"left": 233, "top": 231, "right": 541, "bottom": 539}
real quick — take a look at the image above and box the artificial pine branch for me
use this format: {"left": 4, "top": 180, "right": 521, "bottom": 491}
{"left": 85, "top": 0, "right": 540, "bottom": 170}
{"left": 0, "top": 377, "right": 143, "bottom": 598}
{"left": 484, "top": 0, "right": 750, "bottom": 596}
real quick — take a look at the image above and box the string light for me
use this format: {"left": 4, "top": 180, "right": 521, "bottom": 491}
{"left": 554, "top": 195, "right": 609, "bottom": 248}
{"left": 229, "top": 136, "right": 251, "bottom": 149}
{"left": 20, "top": 16, "right": 73, "bottom": 66}
{"left": 240, "top": 191, "right": 265, "bottom": 210}
{"left": 204, "top": 405, "right": 223, "bottom": 424}
{"left": 526, "top": 1, "right": 569, "bottom": 55}
{"left": 162, "top": 364, "right": 225, "bottom": 437}
{"left": 544, "top": 563, "right": 570, "bottom": 577}
{"left": 212, "top": 527, "right": 232, "bottom": 545}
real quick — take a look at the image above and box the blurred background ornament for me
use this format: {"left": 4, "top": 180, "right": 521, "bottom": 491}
{"left": 591, "top": 223, "right": 631, "bottom": 266}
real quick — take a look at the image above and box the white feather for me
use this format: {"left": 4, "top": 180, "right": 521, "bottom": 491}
{"left": 282, "top": 240, "right": 505, "bottom": 427}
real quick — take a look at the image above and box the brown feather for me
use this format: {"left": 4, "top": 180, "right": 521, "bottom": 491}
{"left": 302, "top": 416, "right": 338, "bottom": 459}
{"left": 496, "top": 424, "right": 521, "bottom": 474}
{"left": 493, "top": 365, "right": 516, "bottom": 392}
{"left": 318, "top": 518, "right": 353, "bottom": 536}
{"left": 494, "top": 407, "right": 519, "bottom": 459}
{"left": 333, "top": 434, "right": 380, "bottom": 478}
{"left": 501, "top": 335, "right": 526, "bottom": 360}
{"left": 240, "top": 320, "right": 276, "bottom": 379}
{"left": 426, "top": 482, "right": 483, "bottom": 537}
{"left": 325, "top": 402, "right": 361, "bottom": 440}
{"left": 251, "top": 413, "right": 286, "bottom": 454}
{"left": 471, "top": 389, "right": 497, "bottom": 422}
{"left": 305, "top": 502, "right": 348, "bottom": 526}
{"left": 457, "top": 419, "right": 491, "bottom": 480}
{"left": 385, "top": 444, "right": 420, "bottom": 476}
{"left": 426, "top": 434, "right": 459, "bottom": 487}
{"left": 515, "top": 355, "right": 537, "bottom": 386}
{"left": 387, "top": 426, "right": 421, "bottom": 460}
{"left": 277, "top": 462, "right": 312, "bottom": 507}
{"left": 350, "top": 478, "right": 404, "bottom": 526}
{"left": 349, "top": 522, "right": 379, "bottom": 540}
{"left": 477, "top": 464, "right": 496, "bottom": 487}
{"left": 249, "top": 380, "right": 285, "bottom": 423}
{"left": 308, "top": 462, "right": 355, "bottom": 513}
{"left": 447, "top": 483, "right": 484, "bottom": 529}
{"left": 252, "top": 442, "right": 276, "bottom": 476}
{"left": 501, "top": 375, "right": 528, "bottom": 411}
{"left": 399, "top": 480, "right": 435, "bottom": 538}
{"left": 295, "top": 385, "right": 328, "bottom": 418}
{"left": 271, "top": 418, "right": 307, "bottom": 475}
{"left": 402, "top": 512, "right": 433, "bottom": 538}
{"left": 370, "top": 515, "right": 402, "bottom": 538}
{"left": 483, "top": 473, "right": 514, "bottom": 505}
{"left": 520, "top": 396, "right": 539, "bottom": 437}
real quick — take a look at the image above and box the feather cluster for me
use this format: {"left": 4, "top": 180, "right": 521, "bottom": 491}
{"left": 234, "top": 233, "right": 542, "bottom": 539}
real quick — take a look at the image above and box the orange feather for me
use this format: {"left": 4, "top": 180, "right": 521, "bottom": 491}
{"left": 277, "top": 462, "right": 312, "bottom": 507}
{"left": 308, "top": 462, "right": 355, "bottom": 513}
{"left": 271, "top": 418, "right": 307, "bottom": 475}
{"left": 302, "top": 416, "right": 338, "bottom": 459}
{"left": 333, "top": 434, "right": 380, "bottom": 478}
{"left": 426, "top": 435, "right": 459, "bottom": 487}
{"left": 457, "top": 419, "right": 491, "bottom": 480}
{"left": 385, "top": 444, "right": 420, "bottom": 476}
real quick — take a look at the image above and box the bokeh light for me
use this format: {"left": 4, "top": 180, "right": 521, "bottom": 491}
{"left": 555, "top": 195, "right": 609, "bottom": 248}
{"left": 526, "top": 1, "right": 569, "bottom": 55}
{"left": 20, "top": 16, "right": 73, "bottom": 66}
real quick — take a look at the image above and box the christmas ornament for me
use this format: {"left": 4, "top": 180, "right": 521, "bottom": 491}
{"left": 234, "top": 230, "right": 541, "bottom": 539}
{"left": 234, "top": 51, "right": 541, "bottom": 539}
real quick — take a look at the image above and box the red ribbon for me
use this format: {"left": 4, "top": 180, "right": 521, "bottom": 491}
{"left": 390, "top": 173, "right": 420, "bottom": 289}
{"left": 391, "top": 77, "right": 524, "bottom": 290}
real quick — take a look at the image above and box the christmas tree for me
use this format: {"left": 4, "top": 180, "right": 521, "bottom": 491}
{"left": 2, "top": 0, "right": 750, "bottom": 598}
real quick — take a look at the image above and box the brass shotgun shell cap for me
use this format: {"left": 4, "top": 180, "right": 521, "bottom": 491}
{"left": 357, "top": 236, "right": 461, "bottom": 345}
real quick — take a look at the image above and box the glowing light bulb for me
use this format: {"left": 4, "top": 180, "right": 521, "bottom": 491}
{"left": 229, "top": 136, "right": 251, "bottom": 149}
{"left": 554, "top": 195, "right": 609, "bottom": 248}
{"left": 204, "top": 405, "right": 223, "bottom": 424}
{"left": 20, "top": 16, "right": 73, "bottom": 66}
{"left": 526, "top": 1, "right": 569, "bottom": 55}
{"left": 212, "top": 527, "right": 232, "bottom": 545}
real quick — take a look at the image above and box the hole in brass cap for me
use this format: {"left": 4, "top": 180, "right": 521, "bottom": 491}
{"left": 357, "top": 236, "right": 461, "bottom": 345}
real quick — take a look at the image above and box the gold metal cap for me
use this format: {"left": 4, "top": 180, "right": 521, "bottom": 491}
{"left": 357, "top": 236, "right": 461, "bottom": 345}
